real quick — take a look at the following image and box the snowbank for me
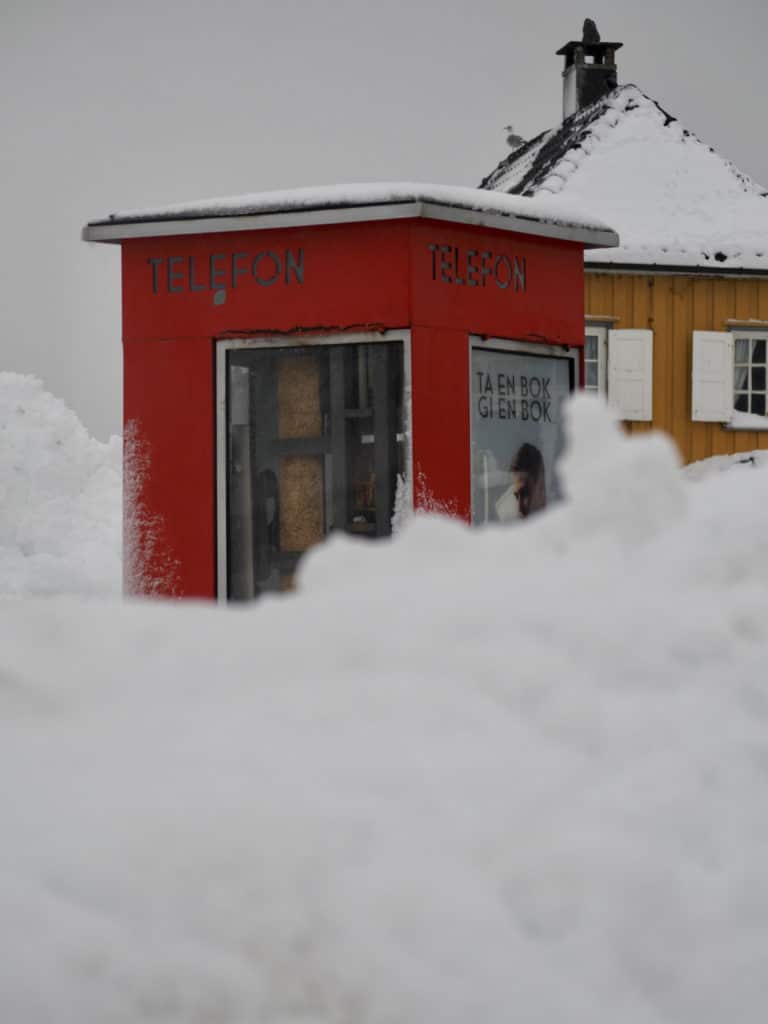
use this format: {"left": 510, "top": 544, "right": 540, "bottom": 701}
{"left": 2, "top": 395, "right": 768, "bottom": 1023}
{"left": 684, "top": 448, "right": 768, "bottom": 481}
{"left": 0, "top": 372, "right": 121, "bottom": 597}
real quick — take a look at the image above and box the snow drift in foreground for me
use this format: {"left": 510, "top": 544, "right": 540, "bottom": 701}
{"left": 0, "top": 372, "right": 121, "bottom": 597}
{"left": 2, "top": 395, "right": 768, "bottom": 1024}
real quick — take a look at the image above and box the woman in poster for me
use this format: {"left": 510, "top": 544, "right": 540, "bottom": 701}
{"left": 495, "top": 442, "right": 547, "bottom": 521}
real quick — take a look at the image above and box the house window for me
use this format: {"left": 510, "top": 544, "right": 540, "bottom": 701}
{"left": 691, "top": 329, "right": 768, "bottom": 427}
{"left": 584, "top": 324, "right": 608, "bottom": 394}
{"left": 584, "top": 325, "right": 654, "bottom": 421}
{"left": 733, "top": 332, "right": 768, "bottom": 416}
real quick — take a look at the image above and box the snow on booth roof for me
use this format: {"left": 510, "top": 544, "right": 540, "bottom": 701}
{"left": 482, "top": 85, "right": 768, "bottom": 272}
{"left": 82, "top": 181, "right": 618, "bottom": 249}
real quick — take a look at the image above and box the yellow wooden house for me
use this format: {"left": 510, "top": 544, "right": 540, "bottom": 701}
{"left": 482, "top": 23, "right": 768, "bottom": 465}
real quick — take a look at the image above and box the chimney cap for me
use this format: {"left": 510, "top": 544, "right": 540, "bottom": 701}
{"left": 556, "top": 39, "right": 623, "bottom": 58}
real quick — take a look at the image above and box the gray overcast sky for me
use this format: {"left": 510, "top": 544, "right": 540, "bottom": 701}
{"left": 2, "top": 0, "right": 767, "bottom": 438}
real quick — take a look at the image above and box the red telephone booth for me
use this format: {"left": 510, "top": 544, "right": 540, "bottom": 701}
{"left": 83, "top": 184, "right": 616, "bottom": 599}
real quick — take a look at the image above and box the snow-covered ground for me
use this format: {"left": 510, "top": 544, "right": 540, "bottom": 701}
{"left": 684, "top": 447, "right": 768, "bottom": 481}
{"left": 0, "top": 373, "right": 121, "bottom": 597}
{"left": 2, "top": 375, "right": 768, "bottom": 1022}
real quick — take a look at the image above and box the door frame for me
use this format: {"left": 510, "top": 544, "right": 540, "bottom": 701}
{"left": 215, "top": 330, "right": 413, "bottom": 602}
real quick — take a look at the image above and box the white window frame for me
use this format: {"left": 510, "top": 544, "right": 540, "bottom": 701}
{"left": 584, "top": 323, "right": 655, "bottom": 421}
{"left": 732, "top": 329, "right": 768, "bottom": 419}
{"left": 215, "top": 330, "right": 413, "bottom": 603}
{"left": 690, "top": 328, "right": 768, "bottom": 428}
{"left": 584, "top": 323, "right": 608, "bottom": 395}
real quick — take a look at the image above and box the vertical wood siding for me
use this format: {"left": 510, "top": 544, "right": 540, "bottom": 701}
{"left": 585, "top": 272, "right": 768, "bottom": 464}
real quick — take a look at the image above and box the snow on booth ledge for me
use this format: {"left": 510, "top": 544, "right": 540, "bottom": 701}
{"left": 82, "top": 181, "right": 619, "bottom": 249}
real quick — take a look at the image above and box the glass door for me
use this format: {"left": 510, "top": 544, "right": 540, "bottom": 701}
{"left": 224, "top": 340, "right": 405, "bottom": 599}
{"left": 470, "top": 340, "right": 576, "bottom": 525}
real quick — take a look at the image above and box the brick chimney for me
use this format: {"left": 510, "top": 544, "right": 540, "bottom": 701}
{"left": 557, "top": 21, "right": 622, "bottom": 121}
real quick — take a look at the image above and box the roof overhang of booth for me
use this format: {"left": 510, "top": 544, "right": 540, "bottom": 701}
{"left": 82, "top": 182, "right": 619, "bottom": 250}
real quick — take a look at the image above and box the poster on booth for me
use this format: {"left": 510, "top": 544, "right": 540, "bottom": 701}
{"left": 471, "top": 347, "right": 572, "bottom": 525}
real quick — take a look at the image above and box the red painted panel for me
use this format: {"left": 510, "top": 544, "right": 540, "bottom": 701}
{"left": 411, "top": 326, "right": 471, "bottom": 522}
{"left": 122, "top": 220, "right": 410, "bottom": 342}
{"left": 409, "top": 221, "right": 584, "bottom": 346}
{"left": 118, "top": 213, "right": 589, "bottom": 597}
{"left": 123, "top": 336, "right": 215, "bottom": 598}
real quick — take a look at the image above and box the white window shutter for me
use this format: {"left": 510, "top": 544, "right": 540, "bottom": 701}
{"left": 691, "top": 331, "right": 733, "bottom": 422}
{"left": 607, "top": 329, "right": 654, "bottom": 421}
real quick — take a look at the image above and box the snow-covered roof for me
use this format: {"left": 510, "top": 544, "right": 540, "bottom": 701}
{"left": 482, "top": 86, "right": 768, "bottom": 272}
{"left": 83, "top": 182, "right": 618, "bottom": 249}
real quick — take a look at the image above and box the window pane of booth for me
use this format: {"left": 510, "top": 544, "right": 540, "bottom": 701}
{"left": 226, "top": 342, "right": 404, "bottom": 599}
{"left": 471, "top": 347, "right": 573, "bottom": 525}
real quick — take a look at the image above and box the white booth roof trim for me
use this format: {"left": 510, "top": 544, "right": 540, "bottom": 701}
{"left": 82, "top": 182, "right": 619, "bottom": 248}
